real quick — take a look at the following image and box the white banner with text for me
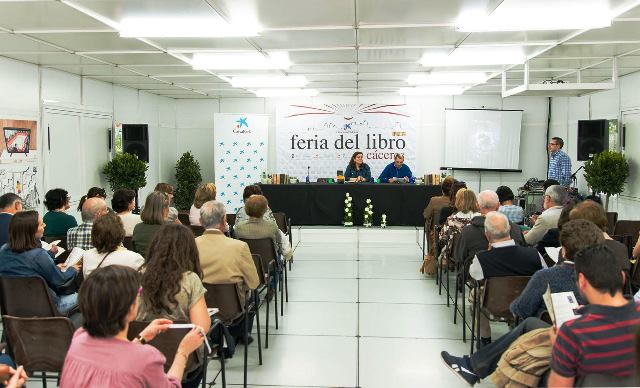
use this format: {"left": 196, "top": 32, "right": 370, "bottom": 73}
{"left": 276, "top": 104, "right": 417, "bottom": 181}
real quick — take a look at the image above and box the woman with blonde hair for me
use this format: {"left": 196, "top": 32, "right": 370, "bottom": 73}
{"left": 189, "top": 183, "right": 216, "bottom": 226}
{"left": 438, "top": 188, "right": 480, "bottom": 265}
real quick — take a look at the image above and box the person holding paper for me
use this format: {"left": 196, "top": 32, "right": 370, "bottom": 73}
{"left": 344, "top": 151, "right": 372, "bottom": 182}
{"left": 441, "top": 241, "right": 638, "bottom": 387}
{"left": 60, "top": 265, "right": 205, "bottom": 388}
{"left": 378, "top": 153, "right": 413, "bottom": 183}
{"left": 510, "top": 219, "right": 603, "bottom": 320}
{"left": 0, "top": 211, "right": 79, "bottom": 313}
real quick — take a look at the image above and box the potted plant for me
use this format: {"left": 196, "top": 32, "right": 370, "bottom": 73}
{"left": 174, "top": 151, "right": 202, "bottom": 211}
{"left": 583, "top": 150, "right": 630, "bottom": 210}
{"left": 102, "top": 152, "right": 148, "bottom": 210}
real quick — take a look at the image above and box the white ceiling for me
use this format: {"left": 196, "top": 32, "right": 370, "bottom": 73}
{"left": 0, "top": 0, "right": 639, "bottom": 98}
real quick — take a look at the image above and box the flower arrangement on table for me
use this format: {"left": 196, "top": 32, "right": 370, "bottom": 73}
{"left": 363, "top": 198, "right": 373, "bottom": 227}
{"left": 344, "top": 193, "right": 353, "bottom": 226}
{"left": 381, "top": 214, "right": 387, "bottom": 228}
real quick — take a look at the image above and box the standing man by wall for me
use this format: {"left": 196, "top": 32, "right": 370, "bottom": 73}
{"left": 547, "top": 137, "right": 572, "bottom": 187}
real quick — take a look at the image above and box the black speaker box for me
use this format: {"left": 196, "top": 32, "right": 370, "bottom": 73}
{"left": 122, "top": 124, "right": 149, "bottom": 162}
{"left": 577, "top": 119, "right": 608, "bottom": 161}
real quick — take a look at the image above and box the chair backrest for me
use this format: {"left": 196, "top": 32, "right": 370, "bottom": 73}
{"left": 272, "top": 212, "right": 289, "bottom": 235}
{"left": 202, "top": 283, "right": 244, "bottom": 325}
{"left": 251, "top": 254, "right": 267, "bottom": 287}
{"left": 226, "top": 213, "right": 236, "bottom": 228}
{"left": 0, "top": 277, "right": 59, "bottom": 317}
{"left": 122, "top": 236, "right": 134, "bottom": 251}
{"left": 127, "top": 321, "right": 197, "bottom": 372}
{"left": 239, "top": 238, "right": 278, "bottom": 273}
{"left": 177, "top": 211, "right": 190, "bottom": 226}
{"left": 3, "top": 315, "right": 74, "bottom": 373}
{"left": 605, "top": 212, "right": 618, "bottom": 235}
{"left": 481, "top": 276, "right": 531, "bottom": 321}
{"left": 43, "top": 235, "right": 67, "bottom": 250}
{"left": 189, "top": 225, "right": 205, "bottom": 237}
{"left": 614, "top": 221, "right": 640, "bottom": 246}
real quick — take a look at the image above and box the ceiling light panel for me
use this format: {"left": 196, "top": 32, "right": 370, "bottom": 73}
{"left": 119, "top": 18, "right": 261, "bottom": 38}
{"left": 191, "top": 52, "right": 291, "bottom": 70}
{"left": 231, "top": 75, "right": 308, "bottom": 88}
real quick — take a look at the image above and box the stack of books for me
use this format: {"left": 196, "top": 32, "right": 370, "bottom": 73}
{"left": 425, "top": 174, "right": 442, "bottom": 186}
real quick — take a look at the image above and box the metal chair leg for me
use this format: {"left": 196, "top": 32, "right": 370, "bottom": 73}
{"left": 274, "top": 282, "right": 279, "bottom": 330}
{"left": 470, "top": 284, "right": 477, "bottom": 354}
{"left": 279, "top": 266, "right": 284, "bottom": 317}
{"left": 445, "top": 258, "right": 450, "bottom": 307}
{"left": 284, "top": 261, "right": 289, "bottom": 303}
{"left": 462, "top": 275, "right": 467, "bottom": 343}
{"left": 243, "top": 311, "right": 248, "bottom": 388}
{"left": 265, "top": 293, "right": 270, "bottom": 348}
{"left": 254, "top": 293, "right": 262, "bottom": 365}
{"left": 453, "top": 262, "right": 459, "bottom": 324}
{"left": 219, "top": 324, "right": 226, "bottom": 388}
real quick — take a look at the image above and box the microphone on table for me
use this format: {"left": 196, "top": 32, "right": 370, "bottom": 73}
{"left": 306, "top": 166, "right": 311, "bottom": 184}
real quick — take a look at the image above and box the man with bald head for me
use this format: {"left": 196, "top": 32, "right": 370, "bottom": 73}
{"left": 455, "top": 190, "right": 524, "bottom": 265}
{"left": 67, "top": 197, "right": 108, "bottom": 250}
{"left": 469, "top": 211, "right": 546, "bottom": 344}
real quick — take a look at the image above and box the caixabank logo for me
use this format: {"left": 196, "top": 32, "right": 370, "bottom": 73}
{"left": 233, "top": 117, "right": 252, "bottom": 134}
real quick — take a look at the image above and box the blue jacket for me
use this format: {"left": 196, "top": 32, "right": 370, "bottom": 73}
{"left": 0, "top": 213, "right": 11, "bottom": 248}
{"left": 378, "top": 162, "right": 413, "bottom": 183}
{"left": 0, "top": 245, "right": 77, "bottom": 304}
{"left": 344, "top": 163, "right": 372, "bottom": 181}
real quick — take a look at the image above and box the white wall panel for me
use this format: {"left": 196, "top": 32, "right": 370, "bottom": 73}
{"left": 41, "top": 68, "right": 81, "bottom": 105}
{"left": 82, "top": 78, "right": 113, "bottom": 111}
{"left": 0, "top": 57, "right": 39, "bottom": 116}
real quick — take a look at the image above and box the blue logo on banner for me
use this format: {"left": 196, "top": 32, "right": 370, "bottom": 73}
{"left": 236, "top": 117, "right": 248, "bottom": 128}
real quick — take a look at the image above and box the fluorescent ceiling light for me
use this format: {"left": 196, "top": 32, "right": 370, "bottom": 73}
{"left": 192, "top": 52, "right": 291, "bottom": 70}
{"left": 407, "top": 72, "right": 489, "bottom": 85}
{"left": 398, "top": 86, "right": 467, "bottom": 96}
{"left": 456, "top": 0, "right": 611, "bottom": 31}
{"left": 420, "top": 47, "right": 525, "bottom": 67}
{"left": 119, "top": 17, "right": 260, "bottom": 38}
{"left": 231, "top": 75, "right": 308, "bottom": 88}
{"left": 252, "top": 88, "right": 319, "bottom": 97}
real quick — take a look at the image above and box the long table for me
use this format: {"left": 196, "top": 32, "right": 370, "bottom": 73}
{"left": 258, "top": 183, "right": 442, "bottom": 226}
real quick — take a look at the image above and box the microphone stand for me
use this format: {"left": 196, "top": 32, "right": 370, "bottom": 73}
{"left": 570, "top": 165, "right": 584, "bottom": 188}
{"left": 306, "top": 166, "right": 310, "bottom": 184}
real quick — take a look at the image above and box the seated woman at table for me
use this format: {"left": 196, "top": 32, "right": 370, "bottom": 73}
{"left": 344, "top": 151, "right": 371, "bottom": 182}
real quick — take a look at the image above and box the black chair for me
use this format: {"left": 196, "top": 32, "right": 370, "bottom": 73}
{"left": 605, "top": 212, "right": 618, "bottom": 235}
{"left": 240, "top": 237, "right": 287, "bottom": 318}
{"left": 0, "top": 276, "right": 77, "bottom": 319}
{"left": 204, "top": 283, "right": 261, "bottom": 388}
{"left": 3, "top": 315, "right": 74, "bottom": 387}
{"left": 614, "top": 220, "right": 640, "bottom": 248}
{"left": 177, "top": 211, "right": 190, "bottom": 226}
{"left": 190, "top": 225, "right": 205, "bottom": 237}
{"left": 127, "top": 320, "right": 222, "bottom": 388}
{"left": 251, "top": 254, "right": 275, "bottom": 348}
{"left": 227, "top": 213, "right": 236, "bottom": 237}
{"left": 122, "top": 236, "right": 134, "bottom": 251}
{"left": 470, "top": 276, "right": 531, "bottom": 354}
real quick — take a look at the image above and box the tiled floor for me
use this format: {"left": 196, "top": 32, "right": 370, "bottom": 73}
{"left": 22, "top": 226, "right": 509, "bottom": 388}
{"left": 213, "top": 227, "right": 498, "bottom": 388}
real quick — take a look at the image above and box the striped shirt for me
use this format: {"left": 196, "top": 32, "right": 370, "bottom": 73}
{"left": 551, "top": 301, "right": 640, "bottom": 378}
{"left": 548, "top": 149, "right": 572, "bottom": 186}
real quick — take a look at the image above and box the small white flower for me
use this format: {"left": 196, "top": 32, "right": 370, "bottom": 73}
{"left": 344, "top": 199, "right": 348, "bottom": 204}
{"left": 366, "top": 199, "right": 371, "bottom": 204}
{"left": 348, "top": 212, "right": 351, "bottom": 216}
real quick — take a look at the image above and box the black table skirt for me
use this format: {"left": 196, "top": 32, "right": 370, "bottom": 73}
{"left": 258, "top": 183, "right": 442, "bottom": 227}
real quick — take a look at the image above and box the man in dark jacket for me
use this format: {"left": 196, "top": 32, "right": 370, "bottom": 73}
{"left": 0, "top": 193, "right": 22, "bottom": 247}
{"left": 455, "top": 190, "right": 524, "bottom": 265}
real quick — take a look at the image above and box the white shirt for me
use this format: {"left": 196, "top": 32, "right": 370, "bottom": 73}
{"left": 189, "top": 204, "right": 201, "bottom": 226}
{"left": 469, "top": 239, "right": 547, "bottom": 281}
{"left": 118, "top": 213, "right": 142, "bottom": 237}
{"left": 83, "top": 246, "right": 144, "bottom": 277}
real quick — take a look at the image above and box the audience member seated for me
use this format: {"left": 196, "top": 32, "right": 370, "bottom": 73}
{"left": 235, "top": 185, "right": 276, "bottom": 225}
{"left": 43, "top": 188, "right": 77, "bottom": 237}
{"left": 235, "top": 195, "right": 293, "bottom": 261}
{"left": 67, "top": 197, "right": 108, "bottom": 251}
{"left": 442, "top": 244, "right": 637, "bottom": 386}
{"left": 534, "top": 201, "right": 575, "bottom": 256}
{"left": 510, "top": 219, "right": 604, "bottom": 320}
{"left": 132, "top": 191, "right": 169, "bottom": 257}
{"left": 438, "top": 188, "right": 480, "bottom": 265}
{"left": 82, "top": 213, "right": 144, "bottom": 277}
{"left": 196, "top": 200, "right": 259, "bottom": 343}
{"left": 421, "top": 176, "right": 454, "bottom": 274}
{"left": 112, "top": 189, "right": 141, "bottom": 237}
{"left": 437, "top": 181, "right": 467, "bottom": 225}
{"left": 495, "top": 185, "right": 524, "bottom": 224}
{"left": 0, "top": 211, "right": 79, "bottom": 313}
{"left": 455, "top": 190, "right": 525, "bottom": 266}
{"left": 0, "top": 193, "right": 22, "bottom": 247}
{"left": 59, "top": 265, "right": 205, "bottom": 387}
{"left": 155, "top": 183, "right": 180, "bottom": 224}
{"left": 583, "top": 194, "right": 602, "bottom": 204}
{"left": 136, "top": 224, "right": 210, "bottom": 387}
{"left": 569, "top": 199, "right": 630, "bottom": 271}
{"left": 469, "top": 211, "right": 546, "bottom": 344}
{"left": 189, "top": 183, "right": 216, "bottom": 226}
{"left": 524, "top": 185, "right": 566, "bottom": 245}
{"left": 76, "top": 187, "right": 108, "bottom": 213}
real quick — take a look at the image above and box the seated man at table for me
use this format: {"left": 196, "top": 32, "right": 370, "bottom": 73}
{"left": 378, "top": 153, "right": 413, "bottom": 183}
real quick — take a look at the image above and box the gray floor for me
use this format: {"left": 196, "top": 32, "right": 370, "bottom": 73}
{"left": 211, "top": 227, "right": 501, "bottom": 388}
